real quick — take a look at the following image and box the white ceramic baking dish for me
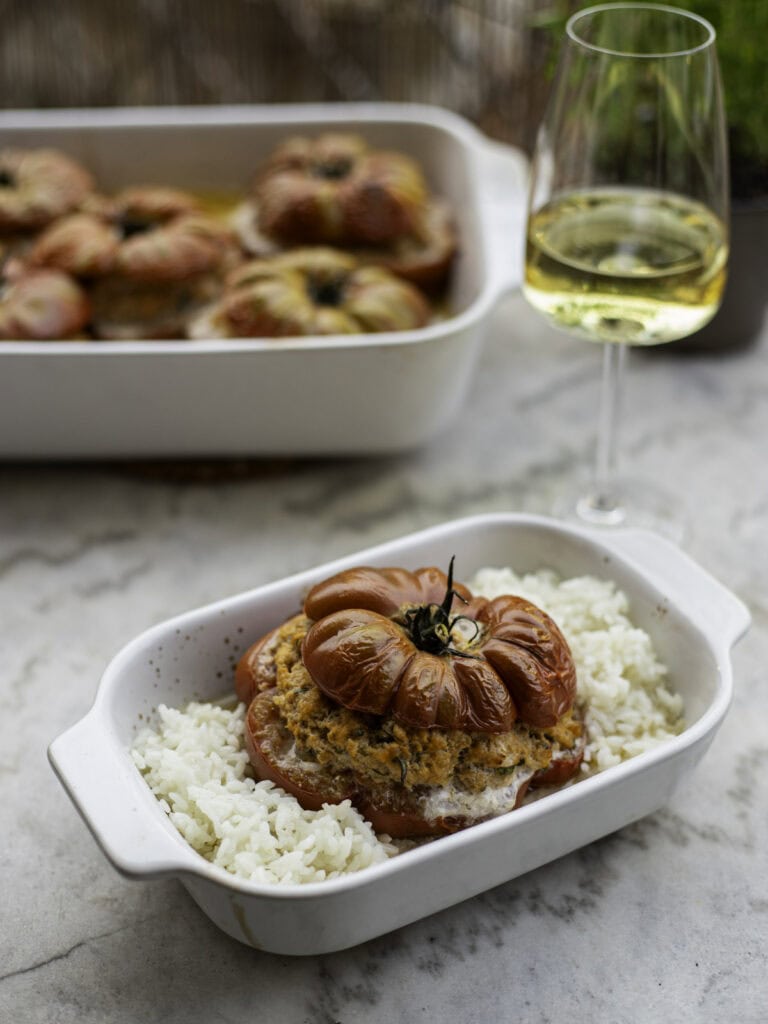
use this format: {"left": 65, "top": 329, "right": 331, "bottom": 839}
{"left": 49, "top": 513, "right": 750, "bottom": 955}
{"left": 0, "top": 103, "right": 527, "bottom": 457}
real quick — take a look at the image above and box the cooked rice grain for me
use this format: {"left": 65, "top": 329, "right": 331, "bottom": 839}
{"left": 131, "top": 701, "right": 395, "bottom": 885}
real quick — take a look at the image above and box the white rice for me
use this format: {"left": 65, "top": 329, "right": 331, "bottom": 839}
{"left": 130, "top": 701, "right": 395, "bottom": 885}
{"left": 131, "top": 568, "right": 684, "bottom": 884}
{"left": 470, "top": 567, "right": 684, "bottom": 773}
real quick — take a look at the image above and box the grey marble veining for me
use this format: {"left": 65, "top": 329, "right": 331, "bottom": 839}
{"left": 1, "top": 294, "right": 767, "bottom": 1024}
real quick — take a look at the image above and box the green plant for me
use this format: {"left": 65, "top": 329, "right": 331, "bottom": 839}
{"left": 538, "top": 1, "right": 768, "bottom": 199}
{"left": 674, "top": 0, "right": 767, "bottom": 198}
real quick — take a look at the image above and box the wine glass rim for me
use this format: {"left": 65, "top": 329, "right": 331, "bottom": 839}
{"left": 566, "top": 3, "right": 716, "bottom": 59}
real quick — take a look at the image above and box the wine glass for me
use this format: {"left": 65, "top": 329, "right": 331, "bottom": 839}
{"left": 523, "top": 2, "right": 729, "bottom": 538}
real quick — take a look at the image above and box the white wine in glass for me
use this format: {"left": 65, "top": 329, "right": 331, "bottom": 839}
{"left": 523, "top": 3, "right": 729, "bottom": 536}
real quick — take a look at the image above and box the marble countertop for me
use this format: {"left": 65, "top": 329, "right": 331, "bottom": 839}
{"left": 1, "top": 293, "right": 766, "bottom": 1023}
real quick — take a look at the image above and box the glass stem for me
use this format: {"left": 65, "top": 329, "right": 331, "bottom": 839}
{"left": 593, "top": 341, "right": 627, "bottom": 515}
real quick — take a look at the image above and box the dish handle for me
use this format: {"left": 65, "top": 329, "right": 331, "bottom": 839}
{"left": 474, "top": 136, "right": 529, "bottom": 299}
{"left": 605, "top": 529, "right": 751, "bottom": 648}
{"left": 48, "top": 712, "right": 195, "bottom": 878}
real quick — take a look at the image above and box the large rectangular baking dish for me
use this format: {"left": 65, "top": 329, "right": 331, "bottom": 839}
{"left": 48, "top": 513, "right": 750, "bottom": 955}
{"left": 0, "top": 103, "right": 527, "bottom": 457}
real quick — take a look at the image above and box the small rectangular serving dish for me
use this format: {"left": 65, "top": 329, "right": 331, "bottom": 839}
{"left": 0, "top": 103, "right": 527, "bottom": 457}
{"left": 49, "top": 513, "right": 750, "bottom": 955}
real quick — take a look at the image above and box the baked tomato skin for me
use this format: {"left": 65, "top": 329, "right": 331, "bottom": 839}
{"left": 304, "top": 565, "right": 473, "bottom": 620}
{"left": 356, "top": 791, "right": 477, "bottom": 838}
{"left": 529, "top": 729, "right": 586, "bottom": 789}
{"left": 301, "top": 565, "right": 577, "bottom": 733}
{"left": 235, "top": 613, "right": 307, "bottom": 705}
{"left": 242, "top": 689, "right": 467, "bottom": 836}
{"left": 235, "top": 625, "right": 280, "bottom": 705}
{"left": 243, "top": 689, "right": 536, "bottom": 838}
{"left": 474, "top": 596, "right": 577, "bottom": 727}
{"left": 244, "top": 689, "right": 355, "bottom": 811}
{"left": 301, "top": 607, "right": 515, "bottom": 732}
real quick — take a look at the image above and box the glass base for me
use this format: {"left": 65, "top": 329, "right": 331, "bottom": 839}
{"left": 553, "top": 477, "right": 689, "bottom": 544}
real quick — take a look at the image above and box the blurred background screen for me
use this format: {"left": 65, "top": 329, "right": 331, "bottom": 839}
{"left": 0, "top": 0, "right": 560, "bottom": 152}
